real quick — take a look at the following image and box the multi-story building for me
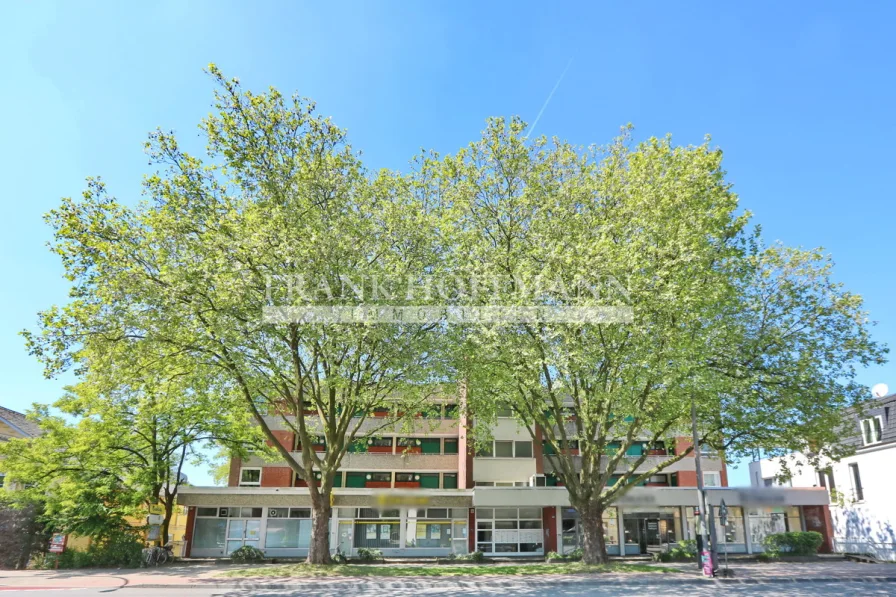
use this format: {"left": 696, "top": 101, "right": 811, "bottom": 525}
{"left": 179, "top": 397, "right": 830, "bottom": 559}
{"left": 749, "top": 391, "right": 896, "bottom": 562}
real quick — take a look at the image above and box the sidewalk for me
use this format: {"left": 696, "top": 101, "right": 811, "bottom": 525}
{"left": 1, "top": 560, "right": 894, "bottom": 591}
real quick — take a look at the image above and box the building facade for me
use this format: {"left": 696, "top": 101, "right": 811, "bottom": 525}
{"left": 749, "top": 392, "right": 896, "bottom": 562}
{"left": 179, "top": 402, "right": 830, "bottom": 558}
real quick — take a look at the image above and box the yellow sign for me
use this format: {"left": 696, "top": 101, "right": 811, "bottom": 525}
{"left": 375, "top": 493, "right": 431, "bottom": 508}
{"left": 148, "top": 504, "right": 164, "bottom": 515}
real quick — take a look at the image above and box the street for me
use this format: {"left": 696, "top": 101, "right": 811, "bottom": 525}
{"left": 2, "top": 579, "right": 895, "bottom": 597}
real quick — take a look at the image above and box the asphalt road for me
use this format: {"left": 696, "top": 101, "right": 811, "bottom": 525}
{"left": 5, "top": 581, "right": 895, "bottom": 597}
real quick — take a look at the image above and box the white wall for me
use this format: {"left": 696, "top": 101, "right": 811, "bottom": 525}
{"left": 751, "top": 446, "right": 896, "bottom": 561}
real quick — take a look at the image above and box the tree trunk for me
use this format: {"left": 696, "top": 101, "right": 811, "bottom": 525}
{"left": 160, "top": 500, "right": 173, "bottom": 547}
{"left": 306, "top": 496, "right": 332, "bottom": 564}
{"left": 578, "top": 502, "right": 610, "bottom": 565}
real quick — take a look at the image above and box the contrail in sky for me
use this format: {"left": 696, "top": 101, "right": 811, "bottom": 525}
{"left": 524, "top": 58, "right": 574, "bottom": 140}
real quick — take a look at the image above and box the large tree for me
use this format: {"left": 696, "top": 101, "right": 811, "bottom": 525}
{"left": 426, "top": 119, "right": 886, "bottom": 564}
{"left": 24, "top": 66, "right": 446, "bottom": 563}
{"left": 0, "top": 364, "right": 258, "bottom": 546}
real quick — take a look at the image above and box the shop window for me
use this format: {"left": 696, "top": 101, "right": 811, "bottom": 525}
{"left": 193, "top": 518, "right": 226, "bottom": 550}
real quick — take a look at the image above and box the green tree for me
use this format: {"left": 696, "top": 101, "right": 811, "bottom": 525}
{"left": 0, "top": 366, "right": 258, "bottom": 546}
{"left": 425, "top": 119, "right": 886, "bottom": 564}
{"left": 23, "top": 66, "right": 446, "bottom": 563}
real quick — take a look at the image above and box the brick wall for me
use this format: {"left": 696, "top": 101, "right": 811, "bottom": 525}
{"left": 266, "top": 430, "right": 296, "bottom": 451}
{"left": 227, "top": 457, "right": 242, "bottom": 487}
{"left": 260, "top": 466, "right": 294, "bottom": 488}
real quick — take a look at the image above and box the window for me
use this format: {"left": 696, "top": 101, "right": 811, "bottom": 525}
{"left": 702, "top": 471, "right": 722, "bottom": 487}
{"left": 443, "top": 473, "right": 458, "bottom": 489}
{"left": 496, "top": 406, "right": 514, "bottom": 418}
{"left": 444, "top": 439, "right": 459, "bottom": 455}
{"left": 494, "top": 441, "right": 514, "bottom": 458}
{"left": 479, "top": 440, "right": 532, "bottom": 458}
{"left": 849, "top": 463, "right": 864, "bottom": 501}
{"left": 861, "top": 417, "right": 883, "bottom": 445}
{"left": 239, "top": 468, "right": 261, "bottom": 486}
{"left": 0, "top": 473, "right": 4, "bottom": 488}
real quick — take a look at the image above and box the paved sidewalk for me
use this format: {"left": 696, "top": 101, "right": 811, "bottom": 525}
{"left": 1, "top": 560, "right": 895, "bottom": 591}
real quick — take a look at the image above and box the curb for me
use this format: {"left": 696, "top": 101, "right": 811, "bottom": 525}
{"left": 124, "top": 576, "right": 896, "bottom": 589}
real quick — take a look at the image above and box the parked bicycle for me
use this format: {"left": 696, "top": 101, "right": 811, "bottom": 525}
{"left": 142, "top": 543, "right": 174, "bottom": 566}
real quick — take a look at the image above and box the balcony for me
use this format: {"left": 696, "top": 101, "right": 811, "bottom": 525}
{"left": 309, "top": 451, "right": 459, "bottom": 471}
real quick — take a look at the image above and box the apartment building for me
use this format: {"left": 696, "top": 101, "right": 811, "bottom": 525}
{"left": 178, "top": 399, "right": 830, "bottom": 558}
{"left": 750, "top": 391, "right": 896, "bottom": 562}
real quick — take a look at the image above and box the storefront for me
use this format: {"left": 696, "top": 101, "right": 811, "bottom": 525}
{"left": 179, "top": 485, "right": 830, "bottom": 558}
{"left": 475, "top": 507, "right": 544, "bottom": 555}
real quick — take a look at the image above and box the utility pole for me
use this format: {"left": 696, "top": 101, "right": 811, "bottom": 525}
{"left": 691, "top": 400, "right": 715, "bottom": 577}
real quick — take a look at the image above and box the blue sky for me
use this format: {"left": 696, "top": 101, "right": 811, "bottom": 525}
{"left": 2, "top": 1, "right": 894, "bottom": 486}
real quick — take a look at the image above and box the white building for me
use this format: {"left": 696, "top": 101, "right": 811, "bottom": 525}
{"left": 749, "top": 392, "right": 896, "bottom": 562}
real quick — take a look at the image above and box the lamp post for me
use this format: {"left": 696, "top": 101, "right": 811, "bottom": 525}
{"left": 692, "top": 400, "right": 715, "bottom": 577}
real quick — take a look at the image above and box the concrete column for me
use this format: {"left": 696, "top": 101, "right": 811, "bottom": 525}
{"left": 743, "top": 510, "right": 753, "bottom": 554}
{"left": 616, "top": 507, "right": 626, "bottom": 555}
{"left": 555, "top": 507, "right": 563, "bottom": 554}
{"left": 399, "top": 508, "right": 407, "bottom": 549}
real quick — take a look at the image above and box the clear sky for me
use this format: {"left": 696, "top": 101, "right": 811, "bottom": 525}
{"left": 2, "top": 1, "right": 894, "bottom": 486}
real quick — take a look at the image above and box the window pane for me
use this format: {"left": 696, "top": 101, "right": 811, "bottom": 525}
{"left": 519, "top": 508, "right": 541, "bottom": 520}
{"left": 444, "top": 439, "right": 459, "bottom": 455}
{"left": 495, "top": 520, "right": 518, "bottom": 530}
{"left": 197, "top": 508, "right": 217, "bottom": 517}
{"left": 477, "top": 443, "right": 494, "bottom": 457}
{"left": 240, "top": 469, "right": 260, "bottom": 484}
{"left": 427, "top": 509, "right": 448, "bottom": 519}
{"left": 193, "top": 519, "right": 226, "bottom": 549}
{"left": 268, "top": 508, "right": 289, "bottom": 518}
{"left": 515, "top": 441, "right": 533, "bottom": 458}
{"left": 289, "top": 508, "right": 311, "bottom": 519}
{"left": 495, "top": 441, "right": 513, "bottom": 458}
{"left": 494, "top": 508, "right": 517, "bottom": 519}
{"left": 265, "top": 519, "right": 300, "bottom": 548}
{"left": 477, "top": 509, "right": 494, "bottom": 520}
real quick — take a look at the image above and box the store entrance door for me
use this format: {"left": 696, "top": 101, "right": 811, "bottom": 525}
{"left": 641, "top": 518, "right": 660, "bottom": 553}
{"left": 225, "top": 519, "right": 261, "bottom": 555}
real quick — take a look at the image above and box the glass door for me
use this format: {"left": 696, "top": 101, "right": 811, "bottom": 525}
{"left": 226, "top": 519, "right": 261, "bottom": 554}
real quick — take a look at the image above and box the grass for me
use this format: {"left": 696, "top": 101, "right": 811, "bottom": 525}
{"left": 220, "top": 562, "right": 682, "bottom": 578}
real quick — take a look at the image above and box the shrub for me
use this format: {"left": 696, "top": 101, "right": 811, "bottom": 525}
{"left": 761, "top": 532, "right": 823, "bottom": 558}
{"left": 331, "top": 549, "right": 348, "bottom": 564}
{"left": 229, "top": 545, "right": 265, "bottom": 564}
{"left": 652, "top": 540, "right": 697, "bottom": 563}
{"left": 30, "top": 531, "right": 143, "bottom": 569}
{"left": 546, "top": 548, "right": 583, "bottom": 562}
{"left": 356, "top": 547, "right": 383, "bottom": 562}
